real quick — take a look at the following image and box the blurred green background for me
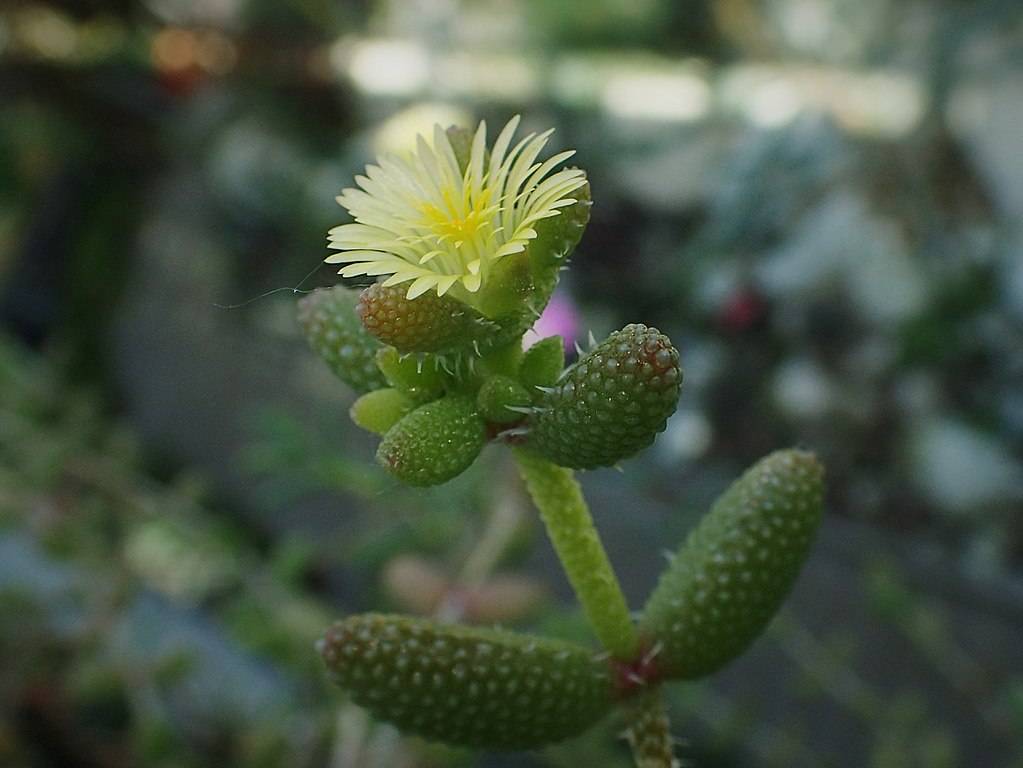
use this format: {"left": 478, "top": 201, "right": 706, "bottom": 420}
{"left": 2, "top": 0, "right": 1022, "bottom": 766}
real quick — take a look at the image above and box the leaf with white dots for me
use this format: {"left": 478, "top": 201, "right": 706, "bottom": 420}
{"left": 357, "top": 282, "right": 483, "bottom": 353}
{"left": 320, "top": 613, "right": 616, "bottom": 749}
{"left": 637, "top": 449, "right": 825, "bottom": 680}
{"left": 297, "top": 286, "right": 387, "bottom": 394}
{"left": 376, "top": 396, "right": 486, "bottom": 486}
{"left": 527, "top": 324, "right": 682, "bottom": 470}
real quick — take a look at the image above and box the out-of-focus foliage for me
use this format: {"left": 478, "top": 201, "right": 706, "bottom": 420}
{"left": 0, "top": 333, "right": 336, "bottom": 767}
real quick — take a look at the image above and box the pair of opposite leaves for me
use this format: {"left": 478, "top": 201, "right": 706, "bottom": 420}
{"left": 321, "top": 448, "right": 825, "bottom": 750}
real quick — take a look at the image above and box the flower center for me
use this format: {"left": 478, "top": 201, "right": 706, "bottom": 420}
{"left": 415, "top": 185, "right": 502, "bottom": 282}
{"left": 423, "top": 185, "right": 495, "bottom": 241}
{"left": 427, "top": 206, "right": 485, "bottom": 240}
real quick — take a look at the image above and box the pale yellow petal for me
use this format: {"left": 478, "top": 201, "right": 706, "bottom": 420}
{"left": 325, "top": 113, "right": 580, "bottom": 309}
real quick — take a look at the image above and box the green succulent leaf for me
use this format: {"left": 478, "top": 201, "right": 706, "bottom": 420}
{"left": 297, "top": 286, "right": 387, "bottom": 394}
{"left": 528, "top": 324, "right": 682, "bottom": 470}
{"left": 519, "top": 335, "right": 565, "bottom": 392}
{"left": 349, "top": 388, "right": 418, "bottom": 435}
{"left": 320, "top": 613, "right": 616, "bottom": 749}
{"left": 638, "top": 449, "right": 825, "bottom": 680}
{"left": 374, "top": 347, "right": 445, "bottom": 404}
{"left": 376, "top": 396, "right": 487, "bottom": 486}
{"left": 477, "top": 374, "right": 531, "bottom": 425}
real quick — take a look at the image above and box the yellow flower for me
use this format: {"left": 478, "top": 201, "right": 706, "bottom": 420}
{"left": 326, "top": 116, "right": 585, "bottom": 313}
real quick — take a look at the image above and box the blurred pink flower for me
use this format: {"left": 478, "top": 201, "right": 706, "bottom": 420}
{"left": 523, "top": 291, "right": 581, "bottom": 350}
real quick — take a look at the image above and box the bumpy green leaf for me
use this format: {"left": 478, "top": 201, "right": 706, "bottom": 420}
{"left": 357, "top": 283, "right": 482, "bottom": 353}
{"left": 376, "top": 396, "right": 486, "bottom": 486}
{"left": 528, "top": 324, "right": 681, "bottom": 469}
{"left": 374, "top": 347, "right": 445, "bottom": 404}
{"left": 477, "top": 375, "right": 530, "bottom": 424}
{"left": 297, "top": 286, "right": 387, "bottom": 394}
{"left": 320, "top": 613, "right": 615, "bottom": 749}
{"left": 638, "top": 449, "right": 825, "bottom": 680}
{"left": 519, "top": 335, "right": 565, "bottom": 391}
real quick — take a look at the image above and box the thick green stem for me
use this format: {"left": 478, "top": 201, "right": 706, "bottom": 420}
{"left": 624, "top": 687, "right": 678, "bottom": 768}
{"left": 512, "top": 446, "right": 639, "bottom": 661}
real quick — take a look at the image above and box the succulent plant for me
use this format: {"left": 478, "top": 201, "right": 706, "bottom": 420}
{"left": 301, "top": 115, "right": 826, "bottom": 768}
